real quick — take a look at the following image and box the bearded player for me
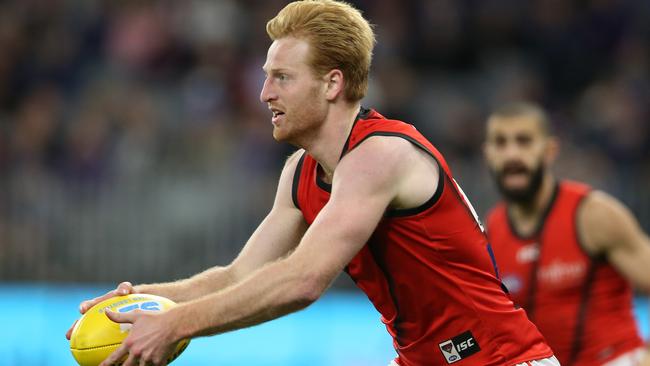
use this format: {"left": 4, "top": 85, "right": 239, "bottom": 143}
{"left": 484, "top": 102, "right": 650, "bottom": 366}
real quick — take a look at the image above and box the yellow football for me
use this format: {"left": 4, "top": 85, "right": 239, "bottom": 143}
{"left": 69, "top": 293, "right": 190, "bottom": 366}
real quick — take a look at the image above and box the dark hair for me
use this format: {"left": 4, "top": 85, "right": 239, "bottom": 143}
{"left": 489, "top": 102, "right": 552, "bottom": 135}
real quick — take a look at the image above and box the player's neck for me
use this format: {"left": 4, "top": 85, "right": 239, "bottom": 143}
{"left": 508, "top": 174, "right": 556, "bottom": 232}
{"left": 304, "top": 102, "right": 361, "bottom": 179}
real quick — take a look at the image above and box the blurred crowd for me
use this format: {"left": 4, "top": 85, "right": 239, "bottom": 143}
{"left": 0, "top": 0, "right": 648, "bottom": 283}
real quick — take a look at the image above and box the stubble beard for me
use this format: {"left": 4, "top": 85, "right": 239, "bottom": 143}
{"left": 273, "top": 89, "right": 327, "bottom": 148}
{"left": 493, "top": 160, "right": 546, "bottom": 205}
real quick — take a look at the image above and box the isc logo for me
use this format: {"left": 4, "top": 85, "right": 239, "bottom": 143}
{"left": 117, "top": 301, "right": 162, "bottom": 313}
{"left": 438, "top": 331, "right": 481, "bottom": 364}
{"left": 457, "top": 338, "right": 474, "bottom": 351}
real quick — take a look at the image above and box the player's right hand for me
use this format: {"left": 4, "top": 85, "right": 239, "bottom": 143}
{"left": 65, "top": 281, "right": 136, "bottom": 340}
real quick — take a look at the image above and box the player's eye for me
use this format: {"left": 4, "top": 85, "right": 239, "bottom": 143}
{"left": 516, "top": 134, "right": 532, "bottom": 147}
{"left": 493, "top": 136, "right": 506, "bottom": 148}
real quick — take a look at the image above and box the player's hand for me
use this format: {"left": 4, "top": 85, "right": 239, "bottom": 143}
{"left": 65, "top": 282, "right": 136, "bottom": 340}
{"left": 640, "top": 348, "right": 650, "bottom": 366}
{"left": 99, "top": 309, "right": 179, "bottom": 366}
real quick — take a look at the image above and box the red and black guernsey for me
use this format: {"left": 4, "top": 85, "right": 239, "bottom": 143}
{"left": 292, "top": 108, "right": 552, "bottom": 366}
{"left": 487, "top": 181, "right": 643, "bottom": 365}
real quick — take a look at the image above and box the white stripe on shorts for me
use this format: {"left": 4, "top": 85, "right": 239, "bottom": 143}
{"left": 515, "top": 355, "right": 561, "bottom": 366}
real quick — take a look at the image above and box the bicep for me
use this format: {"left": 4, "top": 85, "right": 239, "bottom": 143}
{"left": 580, "top": 191, "right": 650, "bottom": 292}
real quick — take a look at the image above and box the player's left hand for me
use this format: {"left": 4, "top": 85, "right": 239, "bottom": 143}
{"left": 98, "top": 309, "right": 179, "bottom": 366}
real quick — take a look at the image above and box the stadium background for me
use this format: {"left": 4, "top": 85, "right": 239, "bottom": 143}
{"left": 0, "top": 0, "right": 648, "bottom": 364}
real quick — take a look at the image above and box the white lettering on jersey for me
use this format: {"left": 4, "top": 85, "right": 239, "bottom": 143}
{"left": 516, "top": 243, "right": 540, "bottom": 263}
{"left": 538, "top": 260, "right": 586, "bottom": 285}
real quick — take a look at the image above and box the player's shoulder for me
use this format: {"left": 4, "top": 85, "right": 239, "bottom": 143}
{"left": 336, "top": 135, "right": 439, "bottom": 199}
{"left": 577, "top": 189, "right": 635, "bottom": 252}
{"left": 282, "top": 149, "right": 305, "bottom": 171}
{"left": 286, "top": 149, "right": 305, "bottom": 165}
{"left": 344, "top": 134, "right": 424, "bottom": 171}
{"left": 277, "top": 149, "right": 306, "bottom": 184}
{"left": 357, "top": 133, "right": 415, "bottom": 151}
{"left": 579, "top": 189, "right": 626, "bottom": 220}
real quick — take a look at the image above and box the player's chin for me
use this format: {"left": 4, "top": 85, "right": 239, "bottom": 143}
{"left": 272, "top": 128, "right": 291, "bottom": 143}
{"left": 271, "top": 131, "right": 284, "bottom": 142}
{"left": 501, "top": 186, "right": 535, "bottom": 203}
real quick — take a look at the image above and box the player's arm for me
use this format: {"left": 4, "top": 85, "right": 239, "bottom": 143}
{"left": 165, "top": 137, "right": 415, "bottom": 338}
{"left": 98, "top": 137, "right": 434, "bottom": 366}
{"left": 68, "top": 151, "right": 306, "bottom": 339}
{"left": 578, "top": 191, "right": 650, "bottom": 293}
{"left": 135, "top": 150, "right": 309, "bottom": 302}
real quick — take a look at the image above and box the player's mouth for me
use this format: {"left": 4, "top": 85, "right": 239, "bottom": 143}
{"left": 500, "top": 164, "right": 530, "bottom": 187}
{"left": 270, "top": 108, "right": 285, "bottom": 125}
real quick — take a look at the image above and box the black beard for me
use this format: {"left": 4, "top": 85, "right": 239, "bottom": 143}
{"left": 493, "top": 161, "right": 545, "bottom": 204}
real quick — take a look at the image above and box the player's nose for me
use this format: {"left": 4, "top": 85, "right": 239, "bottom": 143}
{"left": 260, "top": 78, "right": 277, "bottom": 103}
{"left": 502, "top": 140, "right": 523, "bottom": 160}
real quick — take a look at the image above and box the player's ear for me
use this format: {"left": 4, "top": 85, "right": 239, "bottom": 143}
{"left": 324, "top": 69, "right": 344, "bottom": 101}
{"left": 544, "top": 136, "right": 559, "bottom": 165}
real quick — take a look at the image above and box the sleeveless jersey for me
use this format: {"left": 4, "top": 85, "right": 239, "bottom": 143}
{"left": 486, "top": 181, "right": 643, "bottom": 365}
{"left": 292, "top": 109, "right": 552, "bottom": 366}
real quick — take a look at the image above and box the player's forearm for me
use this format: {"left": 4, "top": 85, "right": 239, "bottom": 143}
{"left": 168, "top": 257, "right": 326, "bottom": 340}
{"left": 134, "top": 265, "right": 237, "bottom": 303}
{"left": 165, "top": 202, "right": 372, "bottom": 340}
